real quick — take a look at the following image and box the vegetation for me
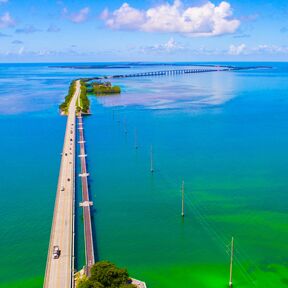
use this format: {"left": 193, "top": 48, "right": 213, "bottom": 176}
{"left": 59, "top": 80, "right": 76, "bottom": 114}
{"left": 59, "top": 79, "right": 120, "bottom": 115}
{"left": 59, "top": 79, "right": 90, "bottom": 114}
{"left": 77, "top": 261, "right": 136, "bottom": 288}
{"left": 79, "top": 80, "right": 90, "bottom": 113}
{"left": 92, "top": 81, "right": 121, "bottom": 95}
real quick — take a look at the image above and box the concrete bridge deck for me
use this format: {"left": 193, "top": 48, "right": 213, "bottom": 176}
{"left": 44, "top": 80, "right": 80, "bottom": 288}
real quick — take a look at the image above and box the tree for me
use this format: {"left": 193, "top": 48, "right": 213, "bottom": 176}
{"left": 90, "top": 261, "right": 130, "bottom": 288}
{"left": 78, "top": 278, "right": 104, "bottom": 288}
{"left": 119, "top": 284, "right": 137, "bottom": 288}
{"left": 77, "top": 279, "right": 90, "bottom": 288}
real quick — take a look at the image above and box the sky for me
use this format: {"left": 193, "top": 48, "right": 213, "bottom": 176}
{"left": 0, "top": 0, "right": 288, "bottom": 62}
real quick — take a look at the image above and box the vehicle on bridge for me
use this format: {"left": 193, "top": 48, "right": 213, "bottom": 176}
{"left": 53, "top": 245, "right": 60, "bottom": 259}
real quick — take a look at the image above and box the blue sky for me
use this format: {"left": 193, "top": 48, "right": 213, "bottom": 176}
{"left": 0, "top": 0, "right": 287, "bottom": 62}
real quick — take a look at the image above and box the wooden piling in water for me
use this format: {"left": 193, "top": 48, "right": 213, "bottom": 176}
{"left": 229, "top": 237, "right": 234, "bottom": 288}
{"left": 181, "top": 181, "right": 185, "bottom": 217}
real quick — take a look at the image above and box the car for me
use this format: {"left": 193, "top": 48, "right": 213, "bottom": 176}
{"left": 53, "top": 245, "right": 60, "bottom": 259}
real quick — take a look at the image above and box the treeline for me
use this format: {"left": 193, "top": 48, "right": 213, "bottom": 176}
{"left": 60, "top": 79, "right": 120, "bottom": 115}
{"left": 92, "top": 81, "right": 121, "bottom": 95}
{"left": 79, "top": 80, "right": 90, "bottom": 113}
{"left": 59, "top": 80, "right": 76, "bottom": 113}
{"left": 77, "top": 261, "right": 136, "bottom": 288}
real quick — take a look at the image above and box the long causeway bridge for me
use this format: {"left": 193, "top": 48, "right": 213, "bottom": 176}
{"left": 44, "top": 80, "right": 80, "bottom": 288}
{"left": 111, "top": 67, "right": 225, "bottom": 78}
{"left": 81, "top": 65, "right": 269, "bottom": 82}
{"left": 44, "top": 80, "right": 95, "bottom": 287}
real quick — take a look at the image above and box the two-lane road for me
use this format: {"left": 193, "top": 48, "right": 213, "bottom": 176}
{"left": 44, "top": 80, "right": 80, "bottom": 288}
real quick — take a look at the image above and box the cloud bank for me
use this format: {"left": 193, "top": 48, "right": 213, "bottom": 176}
{"left": 101, "top": 0, "right": 240, "bottom": 37}
{"left": 228, "top": 43, "right": 288, "bottom": 55}
{"left": 228, "top": 43, "right": 246, "bottom": 55}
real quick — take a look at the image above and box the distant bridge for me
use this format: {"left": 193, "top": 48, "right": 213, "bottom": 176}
{"left": 82, "top": 67, "right": 226, "bottom": 82}
{"left": 82, "top": 65, "right": 269, "bottom": 82}
{"left": 111, "top": 67, "right": 224, "bottom": 78}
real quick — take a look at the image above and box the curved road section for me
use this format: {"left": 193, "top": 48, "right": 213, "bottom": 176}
{"left": 44, "top": 80, "right": 80, "bottom": 288}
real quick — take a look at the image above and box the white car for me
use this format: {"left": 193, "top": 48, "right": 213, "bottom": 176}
{"left": 53, "top": 245, "right": 60, "bottom": 259}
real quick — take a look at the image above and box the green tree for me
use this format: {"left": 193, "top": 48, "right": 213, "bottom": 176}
{"left": 77, "top": 279, "right": 90, "bottom": 288}
{"left": 78, "top": 278, "right": 104, "bottom": 288}
{"left": 119, "top": 284, "right": 137, "bottom": 288}
{"left": 90, "top": 261, "right": 129, "bottom": 288}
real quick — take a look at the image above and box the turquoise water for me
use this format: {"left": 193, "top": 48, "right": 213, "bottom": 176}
{"left": 0, "top": 63, "right": 287, "bottom": 287}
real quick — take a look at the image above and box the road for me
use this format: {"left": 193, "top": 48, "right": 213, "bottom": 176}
{"left": 44, "top": 80, "right": 80, "bottom": 288}
{"left": 78, "top": 115, "right": 95, "bottom": 274}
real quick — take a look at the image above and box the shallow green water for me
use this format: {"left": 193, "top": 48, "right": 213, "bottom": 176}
{"left": 0, "top": 63, "right": 287, "bottom": 287}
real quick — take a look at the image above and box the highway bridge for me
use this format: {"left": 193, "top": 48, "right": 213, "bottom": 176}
{"left": 82, "top": 67, "right": 225, "bottom": 82}
{"left": 111, "top": 67, "right": 224, "bottom": 78}
{"left": 81, "top": 65, "right": 270, "bottom": 83}
{"left": 44, "top": 80, "right": 80, "bottom": 288}
{"left": 43, "top": 77, "right": 150, "bottom": 288}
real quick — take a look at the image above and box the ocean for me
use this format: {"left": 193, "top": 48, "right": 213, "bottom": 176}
{"left": 0, "top": 62, "right": 287, "bottom": 287}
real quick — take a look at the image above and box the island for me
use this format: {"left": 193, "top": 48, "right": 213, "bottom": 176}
{"left": 77, "top": 261, "right": 139, "bottom": 288}
{"left": 59, "top": 80, "right": 121, "bottom": 115}
{"left": 59, "top": 80, "right": 90, "bottom": 115}
{"left": 88, "top": 81, "right": 121, "bottom": 95}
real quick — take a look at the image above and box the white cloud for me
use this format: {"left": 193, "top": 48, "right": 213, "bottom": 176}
{"left": 0, "top": 0, "right": 9, "bottom": 4}
{"left": 0, "top": 12, "right": 15, "bottom": 29}
{"left": 102, "top": 0, "right": 240, "bottom": 37}
{"left": 63, "top": 7, "right": 90, "bottom": 23}
{"left": 253, "top": 44, "right": 288, "bottom": 54}
{"left": 228, "top": 43, "right": 246, "bottom": 55}
{"left": 150, "top": 38, "right": 184, "bottom": 52}
{"left": 104, "top": 3, "right": 145, "bottom": 30}
{"left": 228, "top": 44, "right": 288, "bottom": 55}
{"left": 164, "top": 38, "right": 183, "bottom": 51}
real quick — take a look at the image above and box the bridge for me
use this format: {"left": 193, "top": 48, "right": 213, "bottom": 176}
{"left": 111, "top": 67, "right": 224, "bottom": 78}
{"left": 81, "top": 65, "right": 270, "bottom": 83}
{"left": 44, "top": 80, "right": 80, "bottom": 288}
{"left": 43, "top": 78, "right": 147, "bottom": 288}
{"left": 78, "top": 115, "right": 95, "bottom": 275}
{"left": 81, "top": 67, "right": 230, "bottom": 82}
